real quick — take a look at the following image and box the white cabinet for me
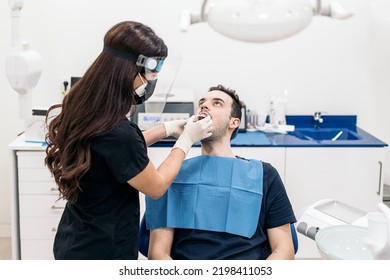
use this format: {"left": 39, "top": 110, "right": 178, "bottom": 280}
{"left": 8, "top": 135, "right": 64, "bottom": 259}
{"left": 17, "top": 151, "right": 62, "bottom": 260}
{"left": 285, "top": 147, "right": 385, "bottom": 259}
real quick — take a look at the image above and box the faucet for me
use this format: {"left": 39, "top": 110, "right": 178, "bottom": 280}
{"left": 313, "top": 112, "right": 324, "bottom": 127}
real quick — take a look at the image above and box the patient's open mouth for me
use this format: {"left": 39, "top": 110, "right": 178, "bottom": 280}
{"left": 195, "top": 112, "right": 209, "bottom": 121}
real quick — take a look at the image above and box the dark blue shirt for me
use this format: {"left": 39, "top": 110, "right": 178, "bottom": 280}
{"left": 170, "top": 161, "right": 296, "bottom": 260}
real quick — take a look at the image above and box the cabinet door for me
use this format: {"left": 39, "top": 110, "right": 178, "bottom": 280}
{"left": 19, "top": 195, "right": 65, "bottom": 217}
{"left": 20, "top": 240, "right": 55, "bottom": 260}
{"left": 285, "top": 147, "right": 385, "bottom": 259}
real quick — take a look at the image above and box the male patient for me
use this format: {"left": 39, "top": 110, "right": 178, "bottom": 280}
{"left": 146, "top": 84, "right": 296, "bottom": 260}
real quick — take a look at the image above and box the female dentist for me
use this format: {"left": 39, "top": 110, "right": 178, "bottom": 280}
{"left": 45, "top": 21, "right": 213, "bottom": 260}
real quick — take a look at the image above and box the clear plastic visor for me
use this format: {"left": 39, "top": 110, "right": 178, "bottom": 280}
{"left": 143, "top": 49, "right": 182, "bottom": 115}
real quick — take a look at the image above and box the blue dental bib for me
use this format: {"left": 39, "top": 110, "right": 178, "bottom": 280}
{"left": 146, "top": 155, "right": 263, "bottom": 238}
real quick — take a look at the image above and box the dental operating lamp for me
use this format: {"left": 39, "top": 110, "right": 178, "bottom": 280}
{"left": 179, "top": 0, "right": 354, "bottom": 43}
{"left": 5, "top": 0, "right": 43, "bottom": 119}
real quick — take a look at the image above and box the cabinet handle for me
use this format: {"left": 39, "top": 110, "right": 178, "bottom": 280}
{"left": 51, "top": 205, "right": 65, "bottom": 210}
{"left": 50, "top": 187, "right": 57, "bottom": 191}
{"left": 51, "top": 228, "right": 57, "bottom": 232}
{"left": 377, "top": 161, "right": 383, "bottom": 195}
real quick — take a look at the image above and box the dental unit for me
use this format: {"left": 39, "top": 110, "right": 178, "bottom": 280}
{"left": 297, "top": 199, "right": 390, "bottom": 259}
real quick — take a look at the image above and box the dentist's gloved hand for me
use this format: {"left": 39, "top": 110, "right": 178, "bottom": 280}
{"left": 173, "top": 115, "right": 213, "bottom": 155}
{"left": 163, "top": 119, "right": 187, "bottom": 139}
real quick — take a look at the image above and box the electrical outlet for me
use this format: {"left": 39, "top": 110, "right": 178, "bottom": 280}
{"left": 59, "top": 77, "right": 70, "bottom": 96}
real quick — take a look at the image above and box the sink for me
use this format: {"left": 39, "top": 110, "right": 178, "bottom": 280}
{"left": 293, "top": 128, "right": 361, "bottom": 141}
{"left": 315, "top": 225, "right": 373, "bottom": 260}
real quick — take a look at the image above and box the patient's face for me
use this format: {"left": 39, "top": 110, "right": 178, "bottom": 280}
{"left": 196, "top": 90, "right": 233, "bottom": 139}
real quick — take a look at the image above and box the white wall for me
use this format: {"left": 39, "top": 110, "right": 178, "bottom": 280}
{"left": 1, "top": 0, "right": 389, "bottom": 235}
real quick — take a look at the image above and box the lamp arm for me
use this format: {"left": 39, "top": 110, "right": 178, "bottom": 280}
{"left": 179, "top": 0, "right": 210, "bottom": 32}
{"left": 18, "top": 88, "right": 33, "bottom": 119}
{"left": 312, "top": 0, "right": 354, "bottom": 19}
{"left": 6, "top": 0, "right": 43, "bottom": 119}
{"left": 200, "top": 0, "right": 209, "bottom": 21}
{"left": 9, "top": 0, "right": 24, "bottom": 50}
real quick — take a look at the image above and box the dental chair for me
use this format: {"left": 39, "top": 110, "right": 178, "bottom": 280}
{"left": 138, "top": 214, "right": 299, "bottom": 258}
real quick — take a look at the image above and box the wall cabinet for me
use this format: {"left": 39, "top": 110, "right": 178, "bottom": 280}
{"left": 9, "top": 137, "right": 385, "bottom": 260}
{"left": 285, "top": 147, "right": 385, "bottom": 259}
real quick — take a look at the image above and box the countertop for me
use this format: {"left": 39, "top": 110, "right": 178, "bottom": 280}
{"left": 9, "top": 115, "right": 388, "bottom": 149}
{"left": 154, "top": 115, "right": 388, "bottom": 148}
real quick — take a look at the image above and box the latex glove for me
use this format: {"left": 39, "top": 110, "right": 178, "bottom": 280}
{"left": 163, "top": 119, "right": 187, "bottom": 139}
{"left": 173, "top": 115, "right": 213, "bottom": 155}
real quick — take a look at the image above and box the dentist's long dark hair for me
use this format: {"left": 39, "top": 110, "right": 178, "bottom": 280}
{"left": 45, "top": 21, "right": 167, "bottom": 203}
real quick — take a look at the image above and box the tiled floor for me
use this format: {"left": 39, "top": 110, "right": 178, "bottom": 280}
{"left": 0, "top": 238, "right": 11, "bottom": 260}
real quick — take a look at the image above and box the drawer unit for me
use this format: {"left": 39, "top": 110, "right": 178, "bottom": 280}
{"left": 20, "top": 240, "right": 57, "bottom": 260}
{"left": 19, "top": 181, "right": 58, "bottom": 195}
{"left": 18, "top": 168, "right": 53, "bottom": 182}
{"left": 20, "top": 217, "right": 60, "bottom": 239}
{"left": 16, "top": 151, "right": 63, "bottom": 260}
{"left": 17, "top": 151, "right": 46, "bottom": 168}
{"left": 19, "top": 195, "right": 65, "bottom": 217}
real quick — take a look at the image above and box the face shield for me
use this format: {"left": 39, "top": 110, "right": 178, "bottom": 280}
{"left": 103, "top": 46, "right": 182, "bottom": 124}
{"left": 103, "top": 46, "right": 168, "bottom": 102}
{"left": 133, "top": 51, "right": 181, "bottom": 110}
{"left": 142, "top": 49, "right": 182, "bottom": 115}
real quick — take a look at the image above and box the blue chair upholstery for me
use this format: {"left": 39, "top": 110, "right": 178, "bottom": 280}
{"left": 138, "top": 214, "right": 298, "bottom": 258}
{"left": 138, "top": 214, "right": 150, "bottom": 258}
{"left": 291, "top": 223, "right": 299, "bottom": 254}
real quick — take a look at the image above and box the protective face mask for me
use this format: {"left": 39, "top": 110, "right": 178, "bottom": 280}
{"left": 133, "top": 74, "right": 157, "bottom": 104}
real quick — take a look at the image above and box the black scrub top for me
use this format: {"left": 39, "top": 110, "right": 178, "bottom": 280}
{"left": 53, "top": 119, "right": 149, "bottom": 260}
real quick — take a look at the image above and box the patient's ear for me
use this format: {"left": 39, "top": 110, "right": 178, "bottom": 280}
{"left": 230, "top": 118, "right": 240, "bottom": 129}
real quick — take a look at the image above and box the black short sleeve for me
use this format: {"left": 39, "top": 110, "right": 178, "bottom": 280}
{"left": 92, "top": 119, "right": 149, "bottom": 183}
{"left": 262, "top": 162, "right": 296, "bottom": 228}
